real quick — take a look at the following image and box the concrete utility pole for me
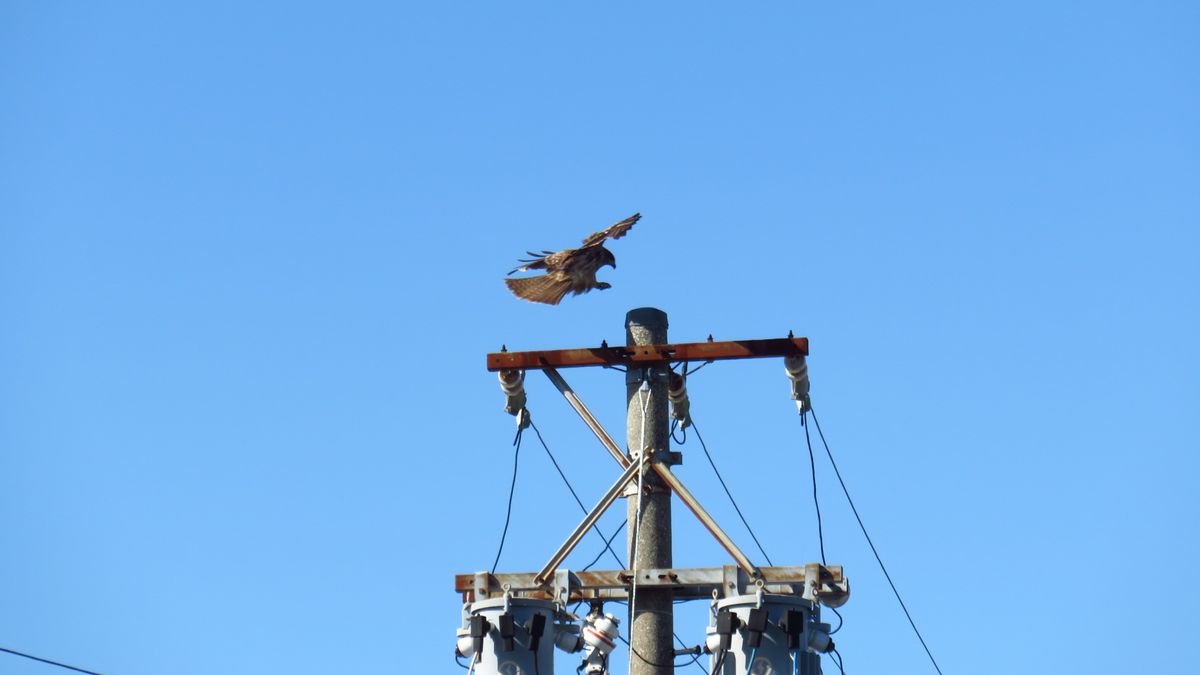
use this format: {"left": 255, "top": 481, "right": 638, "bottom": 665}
{"left": 625, "top": 307, "right": 672, "bottom": 675}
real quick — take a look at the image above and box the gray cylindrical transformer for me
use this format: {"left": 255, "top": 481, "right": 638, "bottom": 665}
{"left": 704, "top": 594, "right": 826, "bottom": 675}
{"left": 456, "top": 597, "right": 576, "bottom": 675}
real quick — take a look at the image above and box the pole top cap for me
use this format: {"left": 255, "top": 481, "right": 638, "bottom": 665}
{"left": 625, "top": 307, "right": 668, "bottom": 330}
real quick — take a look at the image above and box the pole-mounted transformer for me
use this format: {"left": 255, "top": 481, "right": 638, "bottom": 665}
{"left": 455, "top": 596, "right": 588, "bottom": 675}
{"left": 705, "top": 591, "right": 834, "bottom": 675}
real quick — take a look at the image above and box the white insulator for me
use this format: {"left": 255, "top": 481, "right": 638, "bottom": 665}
{"left": 668, "top": 373, "right": 691, "bottom": 428}
{"left": 807, "top": 627, "right": 834, "bottom": 654}
{"left": 554, "top": 628, "right": 583, "bottom": 653}
{"left": 582, "top": 613, "right": 620, "bottom": 656}
{"left": 498, "top": 369, "right": 527, "bottom": 416}
{"left": 784, "top": 355, "right": 811, "bottom": 413}
{"left": 704, "top": 627, "right": 722, "bottom": 654}
{"left": 455, "top": 630, "right": 475, "bottom": 658}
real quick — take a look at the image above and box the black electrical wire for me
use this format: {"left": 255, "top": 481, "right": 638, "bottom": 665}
{"left": 490, "top": 423, "right": 524, "bottom": 574}
{"left": 684, "top": 360, "right": 713, "bottom": 377}
{"left": 0, "top": 647, "right": 104, "bottom": 675}
{"left": 608, "top": 602, "right": 707, "bottom": 673}
{"left": 670, "top": 418, "right": 687, "bottom": 445}
{"left": 455, "top": 653, "right": 470, "bottom": 670}
{"left": 581, "top": 519, "right": 626, "bottom": 572}
{"left": 529, "top": 417, "right": 624, "bottom": 568}
{"left": 828, "top": 605, "right": 844, "bottom": 635}
{"left": 830, "top": 647, "right": 845, "bottom": 674}
{"left": 709, "top": 649, "right": 727, "bottom": 675}
{"left": 691, "top": 419, "right": 775, "bottom": 567}
{"left": 810, "top": 407, "right": 944, "bottom": 675}
{"left": 801, "top": 412, "right": 827, "bottom": 565}
{"left": 616, "top": 632, "right": 706, "bottom": 672}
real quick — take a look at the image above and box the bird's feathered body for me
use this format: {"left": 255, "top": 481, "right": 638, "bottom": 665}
{"left": 505, "top": 213, "right": 639, "bottom": 305}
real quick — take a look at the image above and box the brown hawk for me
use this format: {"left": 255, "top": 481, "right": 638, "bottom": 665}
{"left": 505, "top": 213, "right": 641, "bottom": 305}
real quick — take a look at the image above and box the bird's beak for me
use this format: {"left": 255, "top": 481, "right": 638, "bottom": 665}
{"left": 607, "top": 261, "right": 617, "bottom": 269}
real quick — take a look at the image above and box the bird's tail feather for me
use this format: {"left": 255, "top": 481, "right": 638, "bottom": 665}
{"left": 506, "top": 275, "right": 569, "bottom": 305}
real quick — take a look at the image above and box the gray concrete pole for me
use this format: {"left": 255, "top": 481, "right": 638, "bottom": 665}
{"left": 625, "top": 307, "right": 673, "bottom": 675}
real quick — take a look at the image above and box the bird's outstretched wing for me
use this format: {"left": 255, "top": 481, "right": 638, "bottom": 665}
{"left": 581, "top": 213, "right": 640, "bottom": 247}
{"left": 508, "top": 249, "right": 571, "bottom": 276}
{"left": 505, "top": 274, "right": 572, "bottom": 305}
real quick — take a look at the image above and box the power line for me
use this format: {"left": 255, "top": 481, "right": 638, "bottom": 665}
{"left": 581, "top": 520, "right": 626, "bottom": 571}
{"left": 490, "top": 422, "right": 524, "bottom": 574}
{"left": 801, "top": 412, "right": 827, "bottom": 565}
{"left": 609, "top": 604, "right": 707, "bottom": 673}
{"left": 529, "top": 417, "right": 624, "bottom": 568}
{"left": 0, "top": 646, "right": 104, "bottom": 675}
{"left": 809, "top": 406, "right": 944, "bottom": 675}
{"left": 830, "top": 647, "right": 845, "bottom": 674}
{"left": 690, "top": 419, "right": 775, "bottom": 567}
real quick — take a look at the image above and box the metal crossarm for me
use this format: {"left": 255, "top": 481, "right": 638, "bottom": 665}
{"left": 487, "top": 336, "right": 809, "bottom": 372}
{"left": 457, "top": 565, "right": 850, "bottom": 607}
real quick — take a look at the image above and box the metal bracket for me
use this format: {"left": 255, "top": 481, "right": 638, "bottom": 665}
{"left": 553, "top": 569, "right": 572, "bottom": 608}
{"left": 625, "top": 365, "right": 671, "bottom": 387}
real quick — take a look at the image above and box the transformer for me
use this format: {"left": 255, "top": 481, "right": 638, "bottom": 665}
{"left": 704, "top": 593, "right": 833, "bottom": 675}
{"left": 455, "top": 597, "right": 582, "bottom": 675}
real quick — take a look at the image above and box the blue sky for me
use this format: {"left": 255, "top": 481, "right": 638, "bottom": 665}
{"left": 2, "top": 2, "right": 1197, "bottom": 674}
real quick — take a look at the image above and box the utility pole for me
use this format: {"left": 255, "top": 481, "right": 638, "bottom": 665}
{"left": 457, "top": 319, "right": 849, "bottom": 675}
{"left": 625, "top": 308, "right": 672, "bottom": 675}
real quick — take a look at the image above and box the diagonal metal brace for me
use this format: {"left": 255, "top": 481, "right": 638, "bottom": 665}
{"left": 535, "top": 453, "right": 646, "bottom": 584}
{"left": 542, "top": 365, "right": 631, "bottom": 469}
{"left": 650, "top": 462, "right": 761, "bottom": 579}
{"left": 538, "top": 364, "right": 761, "bottom": 581}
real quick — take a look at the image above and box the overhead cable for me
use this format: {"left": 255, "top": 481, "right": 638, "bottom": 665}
{"left": 489, "top": 420, "right": 524, "bottom": 574}
{"left": 689, "top": 419, "right": 775, "bottom": 567}
{"left": 801, "top": 412, "right": 827, "bottom": 565}
{"left": 809, "top": 407, "right": 944, "bottom": 675}
{"left": 0, "top": 646, "right": 104, "bottom": 675}
{"left": 529, "top": 417, "right": 624, "bottom": 568}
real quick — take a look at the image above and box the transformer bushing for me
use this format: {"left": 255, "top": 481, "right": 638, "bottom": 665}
{"left": 455, "top": 597, "right": 582, "bottom": 674}
{"left": 704, "top": 594, "right": 833, "bottom": 675}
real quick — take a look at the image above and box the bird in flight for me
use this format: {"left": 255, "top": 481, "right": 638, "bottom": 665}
{"left": 505, "top": 213, "right": 641, "bottom": 305}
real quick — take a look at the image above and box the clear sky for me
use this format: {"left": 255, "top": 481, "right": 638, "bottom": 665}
{"left": 2, "top": 2, "right": 1197, "bottom": 674}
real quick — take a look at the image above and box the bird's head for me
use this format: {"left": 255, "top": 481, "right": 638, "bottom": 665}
{"left": 600, "top": 248, "right": 617, "bottom": 269}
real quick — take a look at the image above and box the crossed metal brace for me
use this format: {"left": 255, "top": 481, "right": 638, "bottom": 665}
{"left": 527, "top": 366, "right": 761, "bottom": 585}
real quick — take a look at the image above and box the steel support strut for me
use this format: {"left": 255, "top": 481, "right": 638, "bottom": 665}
{"left": 650, "top": 463, "right": 761, "bottom": 578}
{"left": 542, "top": 366, "right": 631, "bottom": 469}
{"left": 535, "top": 454, "right": 646, "bottom": 584}
{"left": 538, "top": 362, "right": 762, "bottom": 580}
